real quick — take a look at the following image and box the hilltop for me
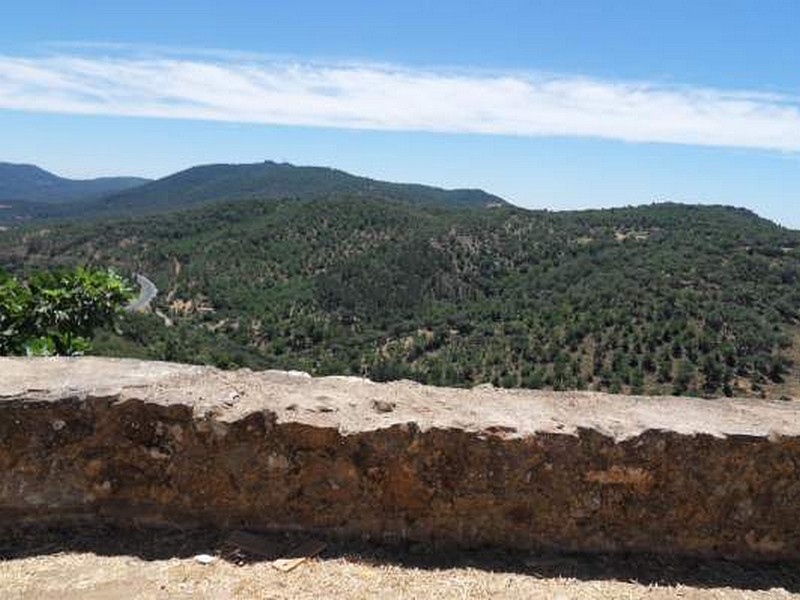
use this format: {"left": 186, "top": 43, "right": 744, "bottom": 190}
{"left": 91, "top": 161, "right": 507, "bottom": 216}
{"left": 0, "top": 161, "right": 506, "bottom": 224}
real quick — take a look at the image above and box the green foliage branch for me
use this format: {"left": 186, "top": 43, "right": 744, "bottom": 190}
{"left": 0, "top": 267, "right": 132, "bottom": 356}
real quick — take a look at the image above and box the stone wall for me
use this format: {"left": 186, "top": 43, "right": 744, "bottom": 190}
{"left": 1, "top": 357, "right": 799, "bottom": 559}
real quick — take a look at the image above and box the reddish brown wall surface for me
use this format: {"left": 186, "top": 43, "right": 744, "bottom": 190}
{"left": 2, "top": 357, "right": 799, "bottom": 559}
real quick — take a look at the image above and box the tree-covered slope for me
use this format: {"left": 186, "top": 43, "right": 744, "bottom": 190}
{"left": 0, "top": 199, "right": 53, "bottom": 225}
{"left": 85, "top": 161, "right": 507, "bottom": 216}
{"left": 1, "top": 199, "right": 798, "bottom": 399}
{"left": 0, "top": 162, "right": 149, "bottom": 204}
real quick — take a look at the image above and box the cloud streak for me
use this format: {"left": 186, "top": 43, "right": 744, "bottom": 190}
{"left": 1, "top": 50, "right": 799, "bottom": 151}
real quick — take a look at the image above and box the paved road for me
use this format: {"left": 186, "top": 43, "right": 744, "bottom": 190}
{"left": 126, "top": 274, "right": 158, "bottom": 312}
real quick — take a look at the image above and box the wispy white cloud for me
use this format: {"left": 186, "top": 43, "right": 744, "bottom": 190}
{"left": 1, "top": 48, "right": 799, "bottom": 151}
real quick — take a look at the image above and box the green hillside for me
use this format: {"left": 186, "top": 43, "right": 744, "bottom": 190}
{"left": 0, "top": 199, "right": 53, "bottom": 225}
{"left": 2, "top": 196, "right": 798, "bottom": 399}
{"left": 84, "top": 161, "right": 507, "bottom": 217}
{"left": 0, "top": 161, "right": 506, "bottom": 224}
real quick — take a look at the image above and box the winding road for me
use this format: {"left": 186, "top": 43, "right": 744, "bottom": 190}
{"left": 126, "top": 274, "right": 158, "bottom": 312}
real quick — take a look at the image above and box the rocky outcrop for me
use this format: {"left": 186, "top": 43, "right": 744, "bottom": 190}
{"left": 1, "top": 357, "right": 799, "bottom": 559}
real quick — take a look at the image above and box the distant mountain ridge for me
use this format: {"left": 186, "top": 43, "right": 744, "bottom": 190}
{"left": 0, "top": 160, "right": 508, "bottom": 223}
{"left": 90, "top": 161, "right": 508, "bottom": 216}
{"left": 0, "top": 162, "right": 150, "bottom": 204}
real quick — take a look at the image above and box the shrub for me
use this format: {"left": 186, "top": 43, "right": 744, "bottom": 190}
{"left": 0, "top": 267, "right": 132, "bottom": 356}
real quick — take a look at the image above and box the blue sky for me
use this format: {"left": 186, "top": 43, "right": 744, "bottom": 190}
{"left": 1, "top": 0, "right": 798, "bottom": 228}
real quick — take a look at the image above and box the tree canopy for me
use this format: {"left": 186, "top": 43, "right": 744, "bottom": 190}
{"left": 0, "top": 267, "right": 132, "bottom": 356}
{"left": 1, "top": 198, "right": 798, "bottom": 398}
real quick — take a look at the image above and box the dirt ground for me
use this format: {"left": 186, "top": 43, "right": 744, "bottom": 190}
{"left": 0, "top": 526, "right": 798, "bottom": 599}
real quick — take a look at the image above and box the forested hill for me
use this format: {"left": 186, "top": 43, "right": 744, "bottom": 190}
{"left": 0, "top": 161, "right": 506, "bottom": 225}
{"left": 84, "top": 161, "right": 507, "bottom": 216}
{"left": 0, "top": 162, "right": 149, "bottom": 204}
{"left": 2, "top": 197, "right": 798, "bottom": 399}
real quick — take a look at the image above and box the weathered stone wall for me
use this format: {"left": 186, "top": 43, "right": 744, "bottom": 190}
{"left": 1, "top": 357, "right": 799, "bottom": 559}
